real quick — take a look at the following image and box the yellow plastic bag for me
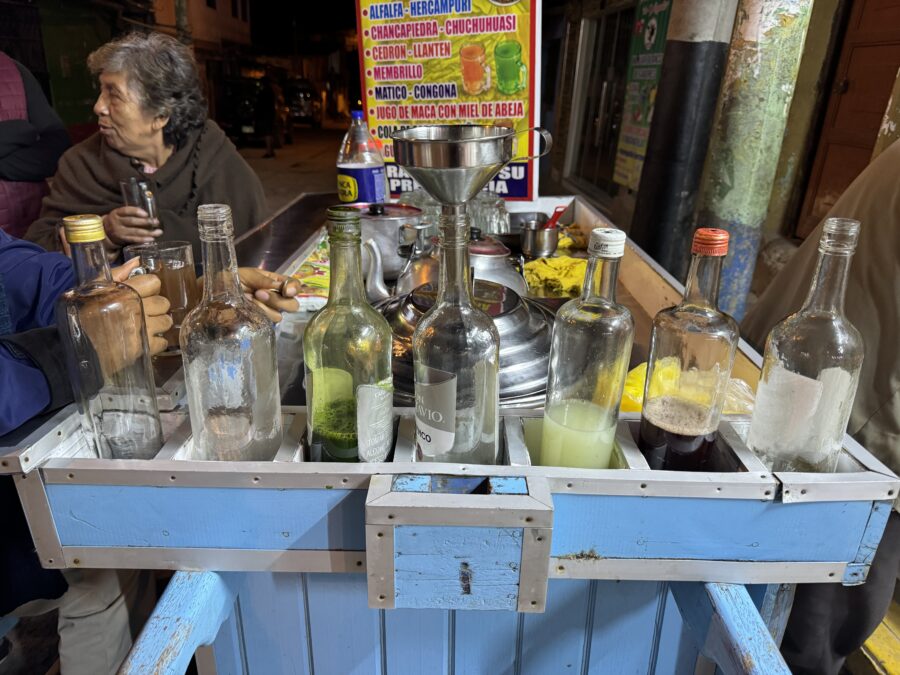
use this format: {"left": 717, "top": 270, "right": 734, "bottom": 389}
{"left": 620, "top": 362, "right": 755, "bottom": 415}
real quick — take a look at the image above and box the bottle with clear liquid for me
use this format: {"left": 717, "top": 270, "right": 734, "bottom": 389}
{"left": 542, "top": 228, "right": 633, "bottom": 469}
{"left": 748, "top": 218, "right": 864, "bottom": 472}
{"left": 180, "top": 204, "right": 282, "bottom": 461}
{"left": 337, "top": 110, "right": 388, "bottom": 204}
{"left": 638, "top": 228, "right": 739, "bottom": 471}
{"left": 413, "top": 208, "right": 500, "bottom": 464}
{"left": 304, "top": 206, "right": 394, "bottom": 462}
{"left": 57, "top": 214, "right": 162, "bottom": 459}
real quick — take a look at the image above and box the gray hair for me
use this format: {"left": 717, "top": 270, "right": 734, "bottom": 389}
{"left": 88, "top": 32, "right": 207, "bottom": 148}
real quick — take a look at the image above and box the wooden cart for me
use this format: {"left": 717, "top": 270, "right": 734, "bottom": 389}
{"left": 2, "top": 195, "right": 895, "bottom": 674}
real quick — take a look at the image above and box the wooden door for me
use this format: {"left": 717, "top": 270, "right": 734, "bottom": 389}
{"left": 797, "top": 0, "right": 900, "bottom": 239}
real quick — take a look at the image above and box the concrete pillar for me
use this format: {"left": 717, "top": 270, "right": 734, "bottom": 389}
{"left": 873, "top": 67, "right": 900, "bottom": 161}
{"left": 695, "top": 0, "right": 814, "bottom": 319}
{"left": 630, "top": 0, "right": 739, "bottom": 282}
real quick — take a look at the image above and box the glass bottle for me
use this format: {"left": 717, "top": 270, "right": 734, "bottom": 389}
{"left": 542, "top": 228, "right": 634, "bottom": 469}
{"left": 180, "top": 204, "right": 282, "bottom": 461}
{"left": 748, "top": 218, "right": 864, "bottom": 472}
{"left": 413, "top": 207, "right": 500, "bottom": 464}
{"left": 57, "top": 214, "right": 162, "bottom": 459}
{"left": 337, "top": 110, "right": 388, "bottom": 204}
{"left": 638, "top": 228, "right": 739, "bottom": 471}
{"left": 303, "top": 206, "right": 394, "bottom": 462}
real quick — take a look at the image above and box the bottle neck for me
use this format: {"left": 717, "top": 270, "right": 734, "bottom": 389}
{"left": 437, "top": 206, "right": 473, "bottom": 307}
{"left": 802, "top": 249, "right": 852, "bottom": 314}
{"left": 328, "top": 235, "right": 367, "bottom": 305}
{"left": 201, "top": 235, "right": 242, "bottom": 302}
{"left": 72, "top": 240, "right": 113, "bottom": 286}
{"left": 582, "top": 257, "right": 619, "bottom": 303}
{"left": 682, "top": 255, "right": 724, "bottom": 309}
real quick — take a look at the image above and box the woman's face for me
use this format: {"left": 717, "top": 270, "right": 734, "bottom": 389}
{"left": 94, "top": 71, "right": 167, "bottom": 158}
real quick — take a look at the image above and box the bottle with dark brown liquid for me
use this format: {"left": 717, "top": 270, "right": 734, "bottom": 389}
{"left": 638, "top": 228, "right": 739, "bottom": 471}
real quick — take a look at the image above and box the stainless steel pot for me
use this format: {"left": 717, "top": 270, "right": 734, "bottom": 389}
{"left": 377, "top": 280, "right": 552, "bottom": 408}
{"left": 521, "top": 219, "right": 559, "bottom": 258}
{"left": 351, "top": 202, "right": 423, "bottom": 280}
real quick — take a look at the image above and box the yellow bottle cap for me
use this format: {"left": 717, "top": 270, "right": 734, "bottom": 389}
{"left": 63, "top": 215, "right": 106, "bottom": 243}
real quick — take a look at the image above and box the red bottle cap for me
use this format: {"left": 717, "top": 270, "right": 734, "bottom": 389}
{"left": 691, "top": 228, "right": 729, "bottom": 256}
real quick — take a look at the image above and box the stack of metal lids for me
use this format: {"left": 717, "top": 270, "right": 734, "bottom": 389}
{"left": 376, "top": 280, "right": 553, "bottom": 408}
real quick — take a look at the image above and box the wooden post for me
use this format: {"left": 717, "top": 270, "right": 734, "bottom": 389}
{"left": 695, "top": 0, "right": 815, "bottom": 319}
{"left": 630, "top": 0, "right": 740, "bottom": 281}
{"left": 671, "top": 582, "right": 792, "bottom": 674}
{"left": 120, "top": 572, "right": 241, "bottom": 675}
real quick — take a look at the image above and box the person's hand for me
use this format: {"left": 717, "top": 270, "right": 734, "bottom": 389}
{"left": 113, "top": 259, "right": 173, "bottom": 356}
{"left": 238, "top": 268, "right": 300, "bottom": 322}
{"left": 103, "top": 206, "right": 163, "bottom": 246}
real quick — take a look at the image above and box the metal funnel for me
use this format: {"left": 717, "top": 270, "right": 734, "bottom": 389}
{"left": 392, "top": 125, "right": 516, "bottom": 205}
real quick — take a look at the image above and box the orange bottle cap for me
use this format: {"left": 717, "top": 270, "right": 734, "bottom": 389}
{"left": 691, "top": 228, "right": 729, "bottom": 256}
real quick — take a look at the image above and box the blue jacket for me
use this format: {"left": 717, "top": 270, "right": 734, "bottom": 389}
{"left": 0, "top": 229, "right": 75, "bottom": 615}
{"left": 0, "top": 229, "right": 74, "bottom": 434}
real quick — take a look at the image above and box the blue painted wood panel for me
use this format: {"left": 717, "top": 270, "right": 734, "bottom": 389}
{"left": 552, "top": 494, "right": 872, "bottom": 562}
{"left": 46, "top": 485, "right": 366, "bottom": 550}
{"left": 211, "top": 603, "right": 245, "bottom": 675}
{"left": 383, "top": 608, "right": 449, "bottom": 675}
{"left": 654, "top": 589, "right": 700, "bottom": 675}
{"left": 394, "top": 526, "right": 522, "bottom": 610}
{"left": 587, "top": 581, "right": 667, "bottom": 674}
{"left": 304, "top": 573, "right": 383, "bottom": 675}
{"left": 238, "top": 573, "right": 311, "bottom": 674}
{"left": 454, "top": 609, "right": 520, "bottom": 674}
{"left": 844, "top": 500, "right": 892, "bottom": 583}
{"left": 671, "top": 582, "right": 790, "bottom": 674}
{"left": 520, "top": 579, "right": 592, "bottom": 674}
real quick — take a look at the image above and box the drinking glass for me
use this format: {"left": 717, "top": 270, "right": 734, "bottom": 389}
{"left": 495, "top": 41, "right": 527, "bottom": 94}
{"left": 124, "top": 241, "right": 199, "bottom": 353}
{"left": 472, "top": 190, "right": 509, "bottom": 235}
{"left": 460, "top": 44, "right": 491, "bottom": 95}
{"left": 120, "top": 178, "right": 160, "bottom": 225}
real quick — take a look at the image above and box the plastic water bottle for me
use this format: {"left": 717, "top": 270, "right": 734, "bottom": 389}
{"left": 337, "top": 111, "right": 387, "bottom": 204}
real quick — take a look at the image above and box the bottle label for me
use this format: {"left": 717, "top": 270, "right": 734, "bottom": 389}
{"left": 748, "top": 364, "right": 856, "bottom": 467}
{"left": 415, "top": 366, "right": 457, "bottom": 457}
{"left": 338, "top": 165, "right": 386, "bottom": 203}
{"left": 357, "top": 383, "right": 394, "bottom": 462}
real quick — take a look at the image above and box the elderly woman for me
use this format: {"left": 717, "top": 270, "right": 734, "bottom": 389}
{"left": 25, "top": 32, "right": 266, "bottom": 256}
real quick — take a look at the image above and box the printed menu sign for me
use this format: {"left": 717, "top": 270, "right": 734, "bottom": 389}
{"left": 356, "top": 0, "right": 539, "bottom": 200}
{"left": 613, "top": 0, "right": 672, "bottom": 191}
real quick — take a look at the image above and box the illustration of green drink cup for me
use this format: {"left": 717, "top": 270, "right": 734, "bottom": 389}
{"left": 495, "top": 40, "right": 526, "bottom": 94}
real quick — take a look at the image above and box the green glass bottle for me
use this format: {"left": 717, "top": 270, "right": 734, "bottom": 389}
{"left": 303, "top": 206, "right": 394, "bottom": 461}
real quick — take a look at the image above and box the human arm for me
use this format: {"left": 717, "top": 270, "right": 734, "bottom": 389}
{"left": 0, "top": 62, "right": 70, "bottom": 182}
{"left": 0, "top": 328, "right": 71, "bottom": 436}
{"left": 0, "top": 229, "right": 75, "bottom": 330}
{"left": 238, "top": 268, "right": 299, "bottom": 322}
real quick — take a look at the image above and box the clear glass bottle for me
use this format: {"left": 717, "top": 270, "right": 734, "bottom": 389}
{"left": 337, "top": 110, "right": 388, "bottom": 204}
{"left": 180, "top": 204, "right": 282, "bottom": 461}
{"left": 748, "top": 218, "right": 864, "bottom": 472}
{"left": 413, "top": 207, "right": 500, "bottom": 464}
{"left": 57, "top": 214, "right": 162, "bottom": 459}
{"left": 638, "top": 228, "right": 739, "bottom": 471}
{"left": 542, "top": 228, "right": 634, "bottom": 469}
{"left": 303, "top": 206, "right": 394, "bottom": 462}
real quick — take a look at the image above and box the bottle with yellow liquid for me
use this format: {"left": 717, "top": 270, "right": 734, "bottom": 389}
{"left": 303, "top": 206, "right": 394, "bottom": 462}
{"left": 541, "top": 228, "right": 633, "bottom": 469}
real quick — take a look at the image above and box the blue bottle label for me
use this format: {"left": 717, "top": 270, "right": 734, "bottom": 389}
{"left": 337, "top": 165, "right": 386, "bottom": 203}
